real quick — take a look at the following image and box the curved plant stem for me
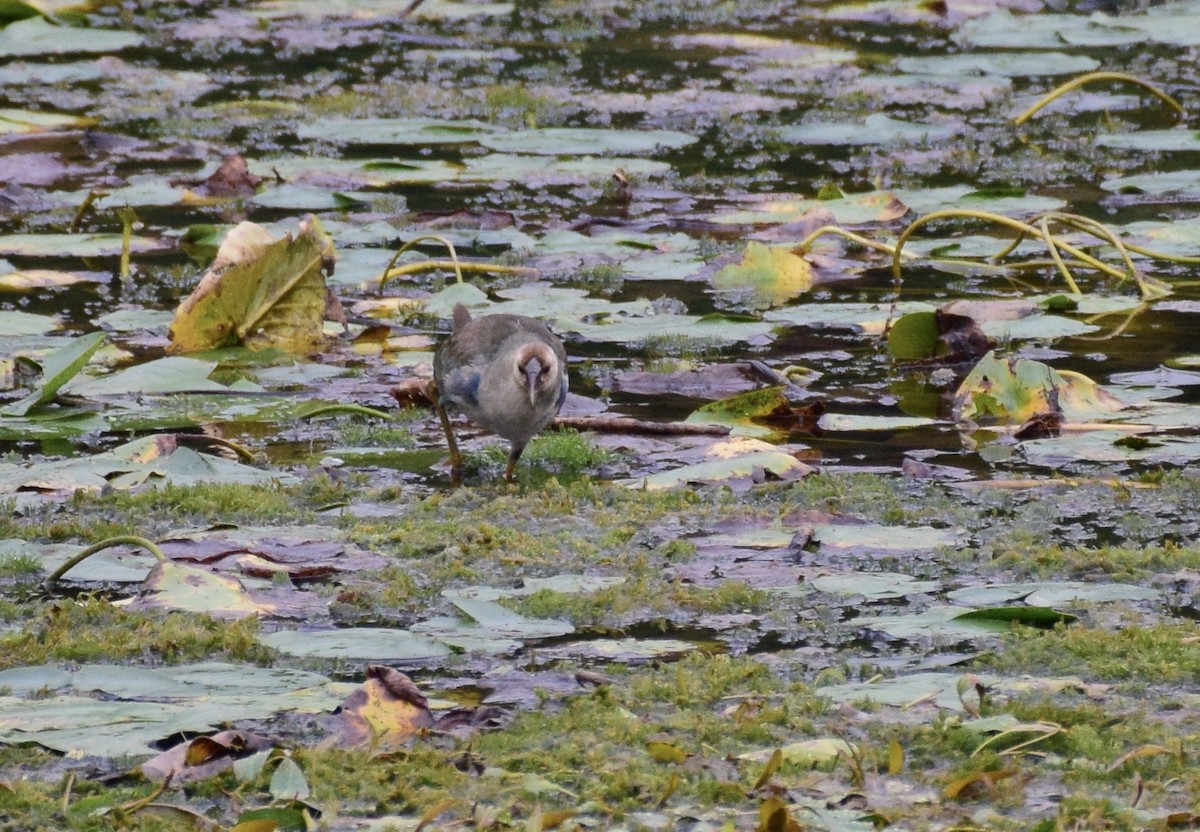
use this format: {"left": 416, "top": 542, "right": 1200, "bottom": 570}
{"left": 795, "top": 225, "right": 914, "bottom": 259}
{"left": 892, "top": 209, "right": 1126, "bottom": 284}
{"left": 1076, "top": 305, "right": 1145, "bottom": 341}
{"left": 300, "top": 403, "right": 394, "bottom": 420}
{"left": 1039, "top": 214, "right": 1081, "bottom": 294}
{"left": 1120, "top": 242, "right": 1200, "bottom": 266}
{"left": 378, "top": 234, "right": 463, "bottom": 295}
{"left": 380, "top": 260, "right": 537, "bottom": 284}
{"left": 44, "top": 535, "right": 167, "bottom": 591}
{"left": 1013, "top": 71, "right": 1184, "bottom": 126}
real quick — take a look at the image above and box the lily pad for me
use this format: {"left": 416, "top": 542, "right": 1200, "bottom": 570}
{"left": 0, "top": 16, "right": 143, "bottom": 56}
{"left": 711, "top": 242, "right": 815, "bottom": 309}
{"left": 777, "top": 113, "right": 959, "bottom": 146}
{"left": 257, "top": 628, "right": 453, "bottom": 661}
{"left": 297, "top": 116, "right": 502, "bottom": 146}
{"left": 169, "top": 216, "right": 333, "bottom": 354}
{"left": 478, "top": 128, "right": 696, "bottom": 156}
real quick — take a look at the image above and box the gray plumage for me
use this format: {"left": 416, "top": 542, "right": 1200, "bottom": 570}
{"left": 432, "top": 304, "right": 568, "bottom": 481}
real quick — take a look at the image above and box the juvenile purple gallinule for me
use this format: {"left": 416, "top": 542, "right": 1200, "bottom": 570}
{"left": 432, "top": 303, "right": 568, "bottom": 481}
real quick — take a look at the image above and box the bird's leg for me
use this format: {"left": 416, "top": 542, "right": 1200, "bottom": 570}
{"left": 427, "top": 379, "right": 462, "bottom": 473}
{"left": 505, "top": 442, "right": 526, "bottom": 484}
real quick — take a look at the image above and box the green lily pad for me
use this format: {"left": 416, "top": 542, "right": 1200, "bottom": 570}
{"left": 1094, "top": 129, "right": 1200, "bottom": 152}
{"left": 894, "top": 51, "right": 1099, "bottom": 78}
{"left": 817, "top": 413, "right": 939, "bottom": 431}
{"left": 810, "top": 572, "right": 940, "bottom": 599}
{"left": 0, "top": 232, "right": 166, "bottom": 258}
{"left": 478, "top": 128, "right": 696, "bottom": 156}
{"left": 65, "top": 356, "right": 231, "bottom": 397}
{"left": 257, "top": 628, "right": 452, "bottom": 661}
{"left": 959, "top": 9, "right": 1154, "bottom": 48}
{"left": 0, "top": 310, "right": 57, "bottom": 337}
{"left": 1101, "top": 169, "right": 1200, "bottom": 196}
{"left": 296, "top": 116, "right": 501, "bottom": 145}
{"left": 686, "top": 386, "right": 790, "bottom": 438}
{"left": 630, "top": 451, "right": 807, "bottom": 490}
{"left": 820, "top": 671, "right": 996, "bottom": 711}
{"left": 0, "top": 16, "right": 142, "bottom": 56}
{"left": 777, "top": 113, "right": 959, "bottom": 146}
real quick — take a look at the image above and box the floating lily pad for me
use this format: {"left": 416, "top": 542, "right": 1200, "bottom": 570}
{"left": 0, "top": 16, "right": 143, "bottom": 56}
{"left": 895, "top": 51, "right": 1099, "bottom": 78}
{"left": 297, "top": 116, "right": 502, "bottom": 145}
{"left": 777, "top": 113, "right": 959, "bottom": 146}
{"left": 65, "top": 356, "right": 231, "bottom": 397}
{"left": 711, "top": 242, "right": 815, "bottom": 309}
{"left": 1101, "top": 169, "right": 1200, "bottom": 196}
{"left": 955, "top": 351, "right": 1126, "bottom": 424}
{"left": 0, "top": 310, "right": 57, "bottom": 337}
{"left": 257, "top": 628, "right": 453, "bottom": 661}
{"left": 817, "top": 413, "right": 939, "bottom": 432}
{"left": 810, "top": 572, "right": 940, "bottom": 599}
{"left": 1094, "top": 129, "right": 1200, "bottom": 152}
{"left": 0, "top": 107, "right": 92, "bottom": 134}
{"left": 0, "top": 232, "right": 167, "bottom": 258}
{"left": 478, "top": 128, "right": 696, "bottom": 156}
{"left": 631, "top": 451, "right": 808, "bottom": 490}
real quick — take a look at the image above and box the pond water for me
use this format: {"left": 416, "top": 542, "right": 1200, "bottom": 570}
{"left": 2, "top": 0, "right": 1200, "bottom": 481}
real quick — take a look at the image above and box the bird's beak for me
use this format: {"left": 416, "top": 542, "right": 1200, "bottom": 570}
{"left": 524, "top": 357, "right": 542, "bottom": 407}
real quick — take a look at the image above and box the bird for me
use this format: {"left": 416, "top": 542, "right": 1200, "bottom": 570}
{"left": 431, "top": 303, "right": 568, "bottom": 482}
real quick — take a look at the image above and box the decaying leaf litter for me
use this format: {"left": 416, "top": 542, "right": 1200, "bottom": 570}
{"left": 2, "top": 0, "right": 1200, "bottom": 828}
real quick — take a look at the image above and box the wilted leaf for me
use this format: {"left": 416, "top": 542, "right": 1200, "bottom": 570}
{"left": 169, "top": 216, "right": 334, "bottom": 354}
{"left": 327, "top": 665, "right": 434, "bottom": 749}
{"left": 942, "top": 768, "right": 1018, "bottom": 800}
{"left": 141, "top": 730, "right": 273, "bottom": 782}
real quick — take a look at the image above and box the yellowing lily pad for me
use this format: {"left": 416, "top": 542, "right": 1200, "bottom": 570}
{"left": 955, "top": 351, "right": 1125, "bottom": 424}
{"left": 712, "top": 242, "right": 815, "bottom": 309}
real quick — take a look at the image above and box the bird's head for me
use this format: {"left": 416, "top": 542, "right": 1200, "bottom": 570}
{"left": 514, "top": 343, "right": 559, "bottom": 408}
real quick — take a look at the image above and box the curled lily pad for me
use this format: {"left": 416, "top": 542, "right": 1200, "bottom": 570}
{"left": 169, "top": 216, "right": 334, "bottom": 354}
